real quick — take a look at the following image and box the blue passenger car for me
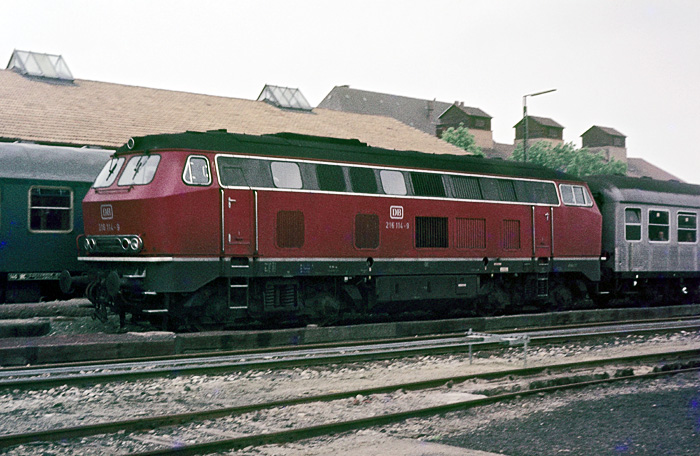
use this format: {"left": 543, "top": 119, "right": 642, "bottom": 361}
{"left": 0, "top": 142, "right": 111, "bottom": 303}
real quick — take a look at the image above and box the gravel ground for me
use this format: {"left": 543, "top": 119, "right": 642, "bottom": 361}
{"left": 1, "top": 331, "right": 700, "bottom": 455}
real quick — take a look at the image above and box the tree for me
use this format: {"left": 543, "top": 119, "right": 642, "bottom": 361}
{"left": 510, "top": 141, "right": 627, "bottom": 178}
{"left": 440, "top": 123, "right": 483, "bottom": 157}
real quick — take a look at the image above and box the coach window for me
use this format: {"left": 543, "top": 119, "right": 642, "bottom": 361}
{"left": 380, "top": 170, "right": 407, "bottom": 195}
{"left": 678, "top": 212, "right": 697, "bottom": 243}
{"left": 118, "top": 155, "right": 161, "bottom": 186}
{"left": 29, "top": 186, "right": 73, "bottom": 233}
{"left": 625, "top": 208, "right": 642, "bottom": 241}
{"left": 182, "top": 156, "right": 211, "bottom": 186}
{"left": 271, "top": 162, "right": 303, "bottom": 189}
{"left": 648, "top": 210, "right": 670, "bottom": 242}
{"left": 560, "top": 184, "right": 592, "bottom": 206}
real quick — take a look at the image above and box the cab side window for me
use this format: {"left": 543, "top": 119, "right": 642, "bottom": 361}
{"left": 183, "top": 156, "right": 211, "bottom": 186}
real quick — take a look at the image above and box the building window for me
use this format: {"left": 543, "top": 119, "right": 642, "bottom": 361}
{"left": 349, "top": 167, "right": 378, "bottom": 194}
{"left": 316, "top": 164, "right": 346, "bottom": 192}
{"left": 380, "top": 170, "right": 407, "bottom": 195}
{"left": 276, "top": 211, "right": 304, "bottom": 248}
{"left": 29, "top": 186, "right": 73, "bottom": 233}
{"left": 625, "top": 208, "right": 642, "bottom": 241}
{"left": 456, "top": 218, "right": 486, "bottom": 249}
{"left": 648, "top": 210, "right": 669, "bottom": 242}
{"left": 678, "top": 212, "right": 697, "bottom": 243}
{"left": 271, "top": 162, "right": 303, "bottom": 189}
{"left": 182, "top": 156, "right": 211, "bottom": 186}
{"left": 355, "top": 214, "right": 379, "bottom": 249}
{"left": 415, "top": 216, "right": 448, "bottom": 248}
{"left": 503, "top": 219, "right": 521, "bottom": 250}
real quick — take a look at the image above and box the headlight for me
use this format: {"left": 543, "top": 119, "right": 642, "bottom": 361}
{"left": 129, "top": 237, "right": 142, "bottom": 251}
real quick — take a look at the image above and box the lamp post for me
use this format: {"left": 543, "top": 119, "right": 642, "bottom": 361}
{"left": 522, "top": 88, "right": 556, "bottom": 162}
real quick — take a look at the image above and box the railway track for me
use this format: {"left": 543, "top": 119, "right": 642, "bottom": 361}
{"left": 1, "top": 349, "right": 698, "bottom": 455}
{"left": 2, "top": 317, "right": 700, "bottom": 390}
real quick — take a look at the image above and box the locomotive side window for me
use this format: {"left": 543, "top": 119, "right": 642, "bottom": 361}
{"left": 625, "top": 208, "right": 642, "bottom": 241}
{"left": 479, "top": 178, "right": 516, "bottom": 202}
{"left": 182, "top": 156, "right": 211, "bottom": 186}
{"left": 316, "top": 164, "right": 346, "bottom": 192}
{"left": 276, "top": 210, "right": 305, "bottom": 248}
{"left": 648, "top": 210, "right": 670, "bottom": 242}
{"left": 515, "top": 181, "right": 559, "bottom": 204}
{"left": 355, "top": 214, "right": 380, "bottom": 249}
{"left": 118, "top": 155, "right": 161, "bottom": 186}
{"left": 349, "top": 167, "right": 378, "bottom": 194}
{"left": 410, "top": 172, "right": 445, "bottom": 197}
{"left": 93, "top": 157, "right": 125, "bottom": 188}
{"left": 451, "top": 176, "right": 482, "bottom": 200}
{"left": 559, "top": 184, "right": 592, "bottom": 206}
{"left": 678, "top": 212, "right": 697, "bottom": 243}
{"left": 28, "top": 186, "right": 72, "bottom": 233}
{"left": 415, "top": 216, "right": 448, "bottom": 248}
{"left": 271, "top": 162, "right": 302, "bottom": 189}
{"left": 380, "top": 170, "right": 407, "bottom": 195}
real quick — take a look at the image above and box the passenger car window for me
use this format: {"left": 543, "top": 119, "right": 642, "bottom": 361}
{"left": 93, "top": 157, "right": 125, "bottom": 188}
{"left": 648, "top": 210, "right": 669, "bottom": 242}
{"left": 271, "top": 162, "right": 302, "bottom": 189}
{"left": 118, "top": 155, "right": 161, "bottom": 186}
{"left": 380, "top": 170, "right": 407, "bottom": 195}
{"left": 182, "top": 156, "right": 211, "bottom": 186}
{"left": 678, "top": 212, "right": 697, "bottom": 243}
{"left": 29, "top": 186, "right": 72, "bottom": 232}
{"left": 625, "top": 208, "right": 642, "bottom": 241}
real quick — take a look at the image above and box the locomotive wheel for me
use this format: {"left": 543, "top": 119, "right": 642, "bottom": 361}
{"left": 305, "top": 291, "right": 342, "bottom": 325}
{"left": 547, "top": 280, "right": 573, "bottom": 311}
{"left": 480, "top": 282, "right": 512, "bottom": 315}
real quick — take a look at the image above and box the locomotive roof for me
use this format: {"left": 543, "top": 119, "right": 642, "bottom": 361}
{"left": 584, "top": 174, "right": 700, "bottom": 207}
{"left": 119, "top": 130, "right": 577, "bottom": 182}
{"left": 0, "top": 142, "right": 112, "bottom": 182}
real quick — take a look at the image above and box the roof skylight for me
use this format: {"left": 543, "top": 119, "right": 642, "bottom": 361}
{"left": 7, "top": 50, "right": 73, "bottom": 80}
{"left": 257, "top": 85, "right": 312, "bottom": 111}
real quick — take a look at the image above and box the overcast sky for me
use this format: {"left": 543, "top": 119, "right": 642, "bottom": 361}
{"left": 2, "top": 0, "right": 699, "bottom": 183}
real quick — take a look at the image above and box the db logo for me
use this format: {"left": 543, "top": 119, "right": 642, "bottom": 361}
{"left": 390, "top": 206, "right": 404, "bottom": 220}
{"left": 100, "top": 204, "right": 114, "bottom": 220}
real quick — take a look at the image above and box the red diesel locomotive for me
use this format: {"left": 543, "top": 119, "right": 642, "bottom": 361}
{"left": 67, "top": 130, "right": 602, "bottom": 328}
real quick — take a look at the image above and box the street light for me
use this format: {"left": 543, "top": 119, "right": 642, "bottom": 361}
{"left": 522, "top": 88, "right": 556, "bottom": 162}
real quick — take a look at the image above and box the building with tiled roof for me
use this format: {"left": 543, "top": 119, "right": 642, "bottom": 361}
{"left": 0, "top": 67, "right": 463, "bottom": 157}
{"left": 513, "top": 116, "right": 564, "bottom": 147}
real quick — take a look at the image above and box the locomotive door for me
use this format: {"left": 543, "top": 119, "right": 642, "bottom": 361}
{"left": 222, "top": 188, "right": 254, "bottom": 255}
{"left": 532, "top": 206, "right": 552, "bottom": 258}
{"left": 219, "top": 161, "right": 255, "bottom": 256}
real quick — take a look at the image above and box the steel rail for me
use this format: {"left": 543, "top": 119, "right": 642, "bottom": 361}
{"left": 1, "top": 318, "right": 699, "bottom": 391}
{"left": 1, "top": 348, "right": 698, "bottom": 450}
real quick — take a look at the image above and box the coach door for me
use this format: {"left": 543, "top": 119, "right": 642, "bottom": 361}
{"left": 219, "top": 162, "right": 255, "bottom": 256}
{"left": 532, "top": 206, "right": 553, "bottom": 258}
